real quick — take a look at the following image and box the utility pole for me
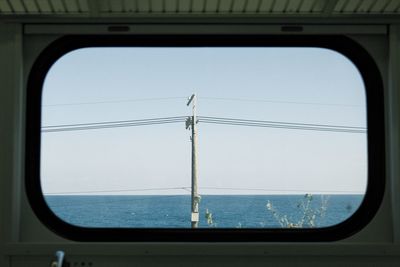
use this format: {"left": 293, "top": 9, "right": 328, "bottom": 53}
{"left": 186, "top": 93, "right": 200, "bottom": 228}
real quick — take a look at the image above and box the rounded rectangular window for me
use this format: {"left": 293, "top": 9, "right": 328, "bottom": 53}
{"left": 26, "top": 35, "right": 385, "bottom": 241}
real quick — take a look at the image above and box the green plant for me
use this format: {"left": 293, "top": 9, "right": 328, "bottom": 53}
{"left": 266, "top": 194, "right": 329, "bottom": 228}
{"left": 205, "top": 208, "right": 217, "bottom": 227}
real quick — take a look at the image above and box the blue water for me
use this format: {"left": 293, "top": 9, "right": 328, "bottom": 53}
{"left": 45, "top": 195, "right": 363, "bottom": 228}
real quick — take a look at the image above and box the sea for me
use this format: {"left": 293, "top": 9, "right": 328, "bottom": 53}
{"left": 45, "top": 195, "right": 363, "bottom": 228}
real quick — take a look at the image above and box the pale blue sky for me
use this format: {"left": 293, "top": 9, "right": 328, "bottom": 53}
{"left": 41, "top": 47, "right": 367, "bottom": 195}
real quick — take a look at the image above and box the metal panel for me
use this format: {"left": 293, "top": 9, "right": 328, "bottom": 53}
{"left": 334, "top": 0, "right": 346, "bottom": 12}
{"left": 64, "top": 0, "right": 80, "bottom": 12}
{"left": 384, "top": 0, "right": 400, "bottom": 13}
{"left": 151, "top": 0, "right": 163, "bottom": 13}
{"left": 22, "top": 0, "right": 39, "bottom": 13}
{"left": 232, "top": 0, "right": 246, "bottom": 12}
{"left": 286, "top": 0, "right": 303, "bottom": 13}
{"left": 258, "top": 0, "right": 274, "bottom": 12}
{"left": 50, "top": 0, "right": 66, "bottom": 12}
{"left": 192, "top": 0, "right": 205, "bottom": 12}
{"left": 98, "top": 0, "right": 109, "bottom": 12}
{"left": 342, "top": 0, "right": 362, "bottom": 12}
{"left": 3, "top": 0, "right": 400, "bottom": 17}
{"left": 9, "top": 0, "right": 26, "bottom": 13}
{"left": 137, "top": 0, "right": 150, "bottom": 12}
{"left": 218, "top": 0, "right": 233, "bottom": 12}
{"left": 0, "top": 0, "right": 13, "bottom": 12}
{"left": 123, "top": 0, "right": 137, "bottom": 12}
{"left": 178, "top": 0, "right": 190, "bottom": 12}
{"left": 244, "top": 0, "right": 260, "bottom": 12}
{"left": 370, "top": 0, "right": 391, "bottom": 13}
{"left": 356, "top": 0, "right": 375, "bottom": 13}
{"left": 205, "top": 0, "right": 219, "bottom": 12}
{"left": 23, "top": 23, "right": 387, "bottom": 35}
{"left": 109, "top": 0, "right": 123, "bottom": 12}
{"left": 77, "top": 0, "right": 89, "bottom": 12}
{"left": 165, "top": 0, "right": 177, "bottom": 12}
{"left": 36, "top": 0, "right": 53, "bottom": 12}
{"left": 272, "top": 0, "right": 287, "bottom": 12}
{"left": 311, "top": 0, "right": 324, "bottom": 12}
{"left": 298, "top": 0, "right": 316, "bottom": 12}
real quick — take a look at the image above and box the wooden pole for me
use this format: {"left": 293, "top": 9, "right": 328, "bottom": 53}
{"left": 187, "top": 94, "right": 200, "bottom": 228}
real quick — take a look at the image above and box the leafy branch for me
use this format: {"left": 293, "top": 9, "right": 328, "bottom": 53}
{"left": 266, "top": 194, "right": 329, "bottom": 228}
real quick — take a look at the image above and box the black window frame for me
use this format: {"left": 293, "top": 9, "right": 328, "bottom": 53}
{"left": 25, "top": 34, "right": 385, "bottom": 242}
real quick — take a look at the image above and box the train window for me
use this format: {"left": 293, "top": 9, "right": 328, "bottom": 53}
{"left": 26, "top": 35, "right": 385, "bottom": 241}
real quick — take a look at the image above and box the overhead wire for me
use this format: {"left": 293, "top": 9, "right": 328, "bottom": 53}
{"left": 41, "top": 97, "right": 366, "bottom": 208}
{"left": 44, "top": 186, "right": 363, "bottom": 195}
{"left": 44, "top": 186, "right": 191, "bottom": 195}
{"left": 42, "top": 116, "right": 366, "bottom": 134}
{"left": 198, "top": 116, "right": 366, "bottom": 134}
{"left": 199, "top": 96, "right": 363, "bottom": 107}
{"left": 46, "top": 194, "right": 189, "bottom": 208}
{"left": 42, "top": 96, "right": 362, "bottom": 108}
{"left": 42, "top": 116, "right": 187, "bottom": 133}
{"left": 43, "top": 96, "right": 187, "bottom": 107}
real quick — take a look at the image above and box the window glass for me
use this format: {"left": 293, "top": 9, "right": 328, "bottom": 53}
{"left": 41, "top": 47, "right": 367, "bottom": 228}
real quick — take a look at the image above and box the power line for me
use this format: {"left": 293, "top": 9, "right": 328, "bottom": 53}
{"left": 198, "top": 116, "right": 366, "bottom": 133}
{"left": 199, "top": 116, "right": 365, "bottom": 130}
{"left": 46, "top": 195, "right": 187, "bottom": 208}
{"left": 44, "top": 187, "right": 191, "bottom": 195}
{"left": 42, "top": 116, "right": 366, "bottom": 134}
{"left": 42, "top": 96, "right": 362, "bottom": 108}
{"left": 199, "top": 187, "right": 364, "bottom": 194}
{"left": 44, "top": 116, "right": 187, "bottom": 128}
{"left": 199, "top": 97, "right": 363, "bottom": 107}
{"left": 42, "top": 120, "right": 184, "bottom": 132}
{"left": 43, "top": 97, "right": 187, "bottom": 107}
{"left": 42, "top": 116, "right": 186, "bottom": 133}
{"left": 44, "top": 186, "right": 363, "bottom": 195}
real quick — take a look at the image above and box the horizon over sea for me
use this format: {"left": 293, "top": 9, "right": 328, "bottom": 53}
{"left": 45, "top": 194, "right": 363, "bottom": 228}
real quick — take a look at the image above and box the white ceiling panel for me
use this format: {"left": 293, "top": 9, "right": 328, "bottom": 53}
{"left": 136, "top": 0, "right": 150, "bottom": 12}
{"left": 0, "top": 0, "right": 12, "bottom": 12}
{"left": 258, "top": 0, "right": 274, "bottom": 12}
{"left": 369, "top": 0, "right": 391, "bottom": 13}
{"left": 64, "top": 0, "right": 80, "bottom": 12}
{"left": 122, "top": 0, "right": 136, "bottom": 12}
{"left": 384, "top": 0, "right": 400, "bottom": 12}
{"left": 36, "top": 0, "right": 53, "bottom": 12}
{"left": 311, "top": 0, "right": 324, "bottom": 12}
{"left": 205, "top": 0, "right": 219, "bottom": 12}
{"left": 333, "top": 0, "right": 347, "bottom": 12}
{"left": 165, "top": 0, "right": 178, "bottom": 12}
{"left": 110, "top": 0, "right": 123, "bottom": 13}
{"left": 192, "top": 0, "right": 205, "bottom": 13}
{"left": 23, "top": 0, "right": 39, "bottom": 13}
{"left": 1, "top": 0, "right": 400, "bottom": 16}
{"left": 218, "top": 0, "right": 233, "bottom": 12}
{"left": 178, "top": 0, "right": 190, "bottom": 12}
{"left": 356, "top": 0, "right": 375, "bottom": 13}
{"left": 298, "top": 0, "right": 317, "bottom": 13}
{"left": 232, "top": 0, "right": 246, "bottom": 12}
{"left": 272, "top": 0, "right": 288, "bottom": 13}
{"left": 50, "top": 0, "right": 66, "bottom": 13}
{"left": 286, "top": 0, "right": 302, "bottom": 13}
{"left": 77, "top": 0, "right": 89, "bottom": 12}
{"left": 245, "top": 0, "right": 260, "bottom": 12}
{"left": 343, "top": 0, "right": 363, "bottom": 13}
{"left": 9, "top": 0, "right": 26, "bottom": 13}
{"left": 151, "top": 0, "right": 163, "bottom": 13}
